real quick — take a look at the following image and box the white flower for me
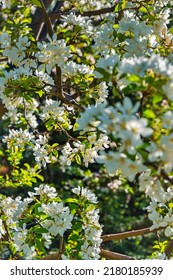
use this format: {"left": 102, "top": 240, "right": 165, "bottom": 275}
{"left": 72, "top": 186, "right": 98, "bottom": 204}
{"left": 40, "top": 202, "right": 73, "bottom": 237}
{"left": 157, "top": 252, "right": 167, "bottom": 260}
{"left": 125, "top": 118, "right": 153, "bottom": 139}
{"left": 0, "top": 31, "right": 11, "bottom": 49}
{"left": 97, "top": 151, "right": 146, "bottom": 181}
{"left": 61, "top": 12, "right": 93, "bottom": 36}
{"left": 64, "top": 61, "right": 93, "bottom": 76}
{"left": 3, "top": 47, "right": 26, "bottom": 65}
{"left": 162, "top": 111, "right": 173, "bottom": 129}
{"left": 40, "top": 202, "right": 64, "bottom": 217}
{"left": 119, "top": 56, "right": 149, "bottom": 77}
{"left": 2, "top": 128, "right": 34, "bottom": 149}
{"left": 83, "top": 147, "right": 98, "bottom": 167}
{"left": 33, "top": 143, "right": 51, "bottom": 167}
{"left": 36, "top": 37, "right": 71, "bottom": 73}
{"left": 116, "top": 97, "right": 140, "bottom": 115}
{"left": 28, "top": 184, "right": 57, "bottom": 199}
{"left": 13, "top": 227, "right": 28, "bottom": 247}
{"left": 40, "top": 99, "right": 66, "bottom": 122}
{"left": 16, "top": 36, "right": 30, "bottom": 50}
{"left": 2, "top": 196, "right": 28, "bottom": 222}
{"left": 163, "top": 81, "right": 173, "bottom": 101}
{"left": 94, "top": 54, "right": 119, "bottom": 78}
{"left": 95, "top": 82, "right": 109, "bottom": 104}
{"left": 76, "top": 103, "right": 105, "bottom": 132}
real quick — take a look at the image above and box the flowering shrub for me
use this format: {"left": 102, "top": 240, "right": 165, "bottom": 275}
{"left": 0, "top": 0, "right": 173, "bottom": 259}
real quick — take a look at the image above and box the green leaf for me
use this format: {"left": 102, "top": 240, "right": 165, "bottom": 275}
{"left": 115, "top": 3, "right": 121, "bottom": 12}
{"left": 75, "top": 154, "right": 81, "bottom": 165}
{"left": 35, "top": 174, "right": 44, "bottom": 181}
{"left": 65, "top": 198, "right": 79, "bottom": 204}
{"left": 37, "top": 90, "right": 44, "bottom": 97}
{"left": 169, "top": 202, "right": 173, "bottom": 208}
{"left": 143, "top": 109, "right": 156, "bottom": 119}
{"left": 36, "top": 239, "right": 45, "bottom": 251}
{"left": 127, "top": 74, "right": 141, "bottom": 83}
{"left": 73, "top": 222, "right": 83, "bottom": 232}
{"left": 35, "top": 227, "right": 49, "bottom": 234}
{"left": 152, "top": 94, "right": 163, "bottom": 104}
{"left": 70, "top": 45, "right": 76, "bottom": 53}
{"left": 95, "top": 68, "right": 110, "bottom": 81}
{"left": 31, "top": 0, "right": 42, "bottom": 8}
{"left": 73, "top": 122, "right": 79, "bottom": 131}
{"left": 45, "top": 119, "right": 54, "bottom": 131}
{"left": 69, "top": 233, "right": 79, "bottom": 242}
{"left": 139, "top": 6, "right": 148, "bottom": 13}
{"left": 69, "top": 203, "right": 78, "bottom": 214}
{"left": 53, "top": 149, "right": 59, "bottom": 158}
{"left": 52, "top": 143, "right": 59, "bottom": 148}
{"left": 9, "top": 243, "right": 16, "bottom": 255}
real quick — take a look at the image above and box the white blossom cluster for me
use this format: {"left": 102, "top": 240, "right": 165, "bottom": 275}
{"left": 36, "top": 34, "right": 71, "bottom": 74}
{"left": 0, "top": 185, "right": 102, "bottom": 259}
{"left": 0, "top": 0, "right": 11, "bottom": 8}
{"left": 76, "top": 97, "right": 152, "bottom": 181}
{"left": 80, "top": 207, "right": 102, "bottom": 260}
{"left": 59, "top": 132, "right": 109, "bottom": 168}
{"left": 63, "top": 187, "right": 102, "bottom": 260}
{"left": 2, "top": 128, "right": 34, "bottom": 149}
{"left": 40, "top": 202, "right": 73, "bottom": 237}
{"left": 147, "top": 199, "right": 173, "bottom": 237}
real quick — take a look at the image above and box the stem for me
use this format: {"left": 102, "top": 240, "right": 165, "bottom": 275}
{"left": 55, "top": 65, "right": 63, "bottom": 99}
{"left": 56, "top": 122, "right": 78, "bottom": 141}
{"left": 57, "top": 236, "right": 64, "bottom": 259}
{"left": 42, "top": 237, "right": 64, "bottom": 260}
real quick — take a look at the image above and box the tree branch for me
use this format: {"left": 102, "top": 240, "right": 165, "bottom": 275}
{"left": 100, "top": 249, "right": 135, "bottom": 260}
{"left": 42, "top": 252, "right": 61, "bottom": 260}
{"left": 39, "top": 0, "right": 64, "bottom": 99}
{"left": 50, "top": 4, "right": 117, "bottom": 21}
{"left": 39, "top": 0, "right": 54, "bottom": 37}
{"left": 165, "top": 239, "right": 173, "bottom": 258}
{"left": 101, "top": 227, "right": 162, "bottom": 242}
{"left": 31, "top": 0, "right": 54, "bottom": 40}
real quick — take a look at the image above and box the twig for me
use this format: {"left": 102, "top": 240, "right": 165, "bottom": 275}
{"left": 100, "top": 249, "right": 135, "bottom": 260}
{"left": 56, "top": 122, "right": 78, "bottom": 141}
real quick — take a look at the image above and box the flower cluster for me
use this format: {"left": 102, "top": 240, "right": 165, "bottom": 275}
{"left": 59, "top": 132, "right": 109, "bottom": 168}
{"left": 0, "top": 185, "right": 102, "bottom": 259}
{"left": 63, "top": 186, "right": 102, "bottom": 260}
